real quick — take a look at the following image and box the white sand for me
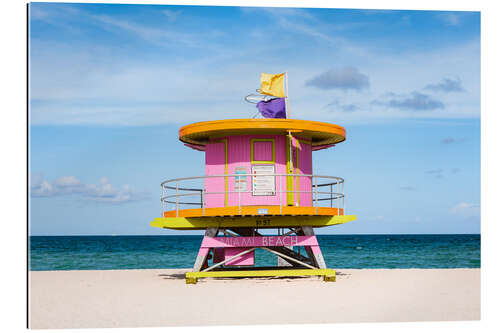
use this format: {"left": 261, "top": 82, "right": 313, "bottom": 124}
{"left": 29, "top": 268, "right": 480, "bottom": 329}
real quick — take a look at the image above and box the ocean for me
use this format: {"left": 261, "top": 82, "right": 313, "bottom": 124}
{"left": 29, "top": 234, "right": 480, "bottom": 271}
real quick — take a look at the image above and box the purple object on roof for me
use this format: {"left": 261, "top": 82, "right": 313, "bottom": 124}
{"left": 256, "top": 98, "right": 286, "bottom": 118}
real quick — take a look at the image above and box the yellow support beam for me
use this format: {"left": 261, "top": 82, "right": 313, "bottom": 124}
{"left": 150, "top": 215, "right": 357, "bottom": 230}
{"left": 185, "top": 268, "right": 336, "bottom": 284}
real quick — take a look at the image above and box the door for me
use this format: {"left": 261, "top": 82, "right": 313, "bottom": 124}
{"left": 205, "top": 141, "right": 227, "bottom": 208}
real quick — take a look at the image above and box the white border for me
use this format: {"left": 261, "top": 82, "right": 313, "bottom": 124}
{"left": 3, "top": 0, "right": 498, "bottom": 332}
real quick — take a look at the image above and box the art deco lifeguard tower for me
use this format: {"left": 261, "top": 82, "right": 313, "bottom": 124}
{"left": 151, "top": 73, "right": 356, "bottom": 283}
{"left": 150, "top": 118, "right": 356, "bottom": 283}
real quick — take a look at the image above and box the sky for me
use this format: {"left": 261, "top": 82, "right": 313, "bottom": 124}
{"left": 28, "top": 2, "right": 480, "bottom": 235}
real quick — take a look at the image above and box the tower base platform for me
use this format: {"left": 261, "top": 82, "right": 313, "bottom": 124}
{"left": 185, "top": 268, "right": 335, "bottom": 284}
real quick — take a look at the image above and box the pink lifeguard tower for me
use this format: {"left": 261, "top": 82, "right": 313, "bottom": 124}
{"left": 151, "top": 118, "right": 356, "bottom": 283}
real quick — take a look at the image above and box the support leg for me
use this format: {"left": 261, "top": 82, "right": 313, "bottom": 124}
{"left": 192, "top": 227, "right": 218, "bottom": 272}
{"left": 277, "top": 246, "right": 294, "bottom": 267}
{"left": 301, "top": 226, "right": 327, "bottom": 269}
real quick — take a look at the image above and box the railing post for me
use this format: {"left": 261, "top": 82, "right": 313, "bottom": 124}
{"left": 279, "top": 174, "right": 282, "bottom": 214}
{"left": 314, "top": 176, "right": 318, "bottom": 215}
{"left": 238, "top": 174, "right": 241, "bottom": 215}
{"left": 161, "top": 184, "right": 164, "bottom": 217}
{"left": 202, "top": 176, "right": 206, "bottom": 216}
{"left": 330, "top": 183, "right": 333, "bottom": 208}
{"left": 337, "top": 182, "right": 339, "bottom": 215}
{"left": 342, "top": 181, "right": 345, "bottom": 215}
{"left": 338, "top": 182, "right": 340, "bottom": 215}
{"left": 176, "top": 181, "right": 179, "bottom": 217}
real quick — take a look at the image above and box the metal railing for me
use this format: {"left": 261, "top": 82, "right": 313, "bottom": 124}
{"left": 160, "top": 173, "right": 345, "bottom": 217}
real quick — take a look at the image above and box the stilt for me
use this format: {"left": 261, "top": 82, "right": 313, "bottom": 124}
{"left": 192, "top": 227, "right": 218, "bottom": 272}
{"left": 301, "top": 226, "right": 327, "bottom": 269}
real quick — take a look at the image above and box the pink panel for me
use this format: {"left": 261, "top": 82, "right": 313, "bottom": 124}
{"left": 205, "top": 142, "right": 226, "bottom": 208}
{"left": 201, "top": 235, "right": 318, "bottom": 248}
{"left": 297, "top": 140, "right": 313, "bottom": 206}
{"left": 225, "top": 247, "right": 254, "bottom": 266}
{"left": 226, "top": 135, "right": 287, "bottom": 206}
{"left": 253, "top": 141, "right": 273, "bottom": 161}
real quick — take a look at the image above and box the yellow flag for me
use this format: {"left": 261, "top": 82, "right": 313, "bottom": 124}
{"left": 260, "top": 73, "right": 285, "bottom": 97}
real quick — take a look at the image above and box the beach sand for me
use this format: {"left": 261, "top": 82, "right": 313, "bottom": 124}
{"left": 29, "top": 268, "right": 480, "bottom": 329}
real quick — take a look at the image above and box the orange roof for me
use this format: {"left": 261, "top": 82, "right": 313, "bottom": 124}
{"left": 179, "top": 119, "right": 346, "bottom": 147}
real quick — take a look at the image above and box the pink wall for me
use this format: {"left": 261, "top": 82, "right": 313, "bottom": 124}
{"left": 253, "top": 141, "right": 273, "bottom": 161}
{"left": 204, "top": 134, "right": 313, "bottom": 208}
{"left": 205, "top": 141, "right": 226, "bottom": 208}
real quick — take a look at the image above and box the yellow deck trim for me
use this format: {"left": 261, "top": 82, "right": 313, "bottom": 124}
{"left": 185, "top": 268, "right": 336, "bottom": 284}
{"left": 163, "top": 206, "right": 344, "bottom": 218}
{"left": 151, "top": 214, "right": 356, "bottom": 230}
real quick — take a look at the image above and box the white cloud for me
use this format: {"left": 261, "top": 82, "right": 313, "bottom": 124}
{"left": 30, "top": 4, "right": 220, "bottom": 49}
{"left": 372, "top": 91, "right": 444, "bottom": 111}
{"left": 306, "top": 67, "right": 370, "bottom": 91}
{"left": 240, "top": 7, "right": 315, "bottom": 21}
{"left": 29, "top": 6, "right": 49, "bottom": 20}
{"left": 89, "top": 13, "right": 200, "bottom": 48}
{"left": 30, "top": 175, "right": 148, "bottom": 203}
{"left": 399, "top": 186, "right": 417, "bottom": 191}
{"left": 53, "top": 175, "right": 81, "bottom": 187}
{"left": 31, "top": 180, "right": 55, "bottom": 197}
{"left": 449, "top": 202, "right": 480, "bottom": 217}
{"left": 28, "top": 5, "right": 480, "bottom": 126}
{"left": 425, "top": 169, "right": 444, "bottom": 178}
{"left": 441, "top": 13, "right": 461, "bottom": 26}
{"left": 424, "top": 78, "right": 465, "bottom": 93}
{"left": 162, "top": 9, "right": 182, "bottom": 22}
{"left": 441, "top": 137, "right": 465, "bottom": 144}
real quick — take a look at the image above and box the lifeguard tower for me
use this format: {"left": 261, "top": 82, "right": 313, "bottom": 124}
{"left": 151, "top": 73, "right": 356, "bottom": 283}
{"left": 150, "top": 118, "right": 356, "bottom": 283}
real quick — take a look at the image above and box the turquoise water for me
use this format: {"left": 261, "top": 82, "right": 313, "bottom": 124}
{"left": 29, "top": 234, "right": 480, "bottom": 271}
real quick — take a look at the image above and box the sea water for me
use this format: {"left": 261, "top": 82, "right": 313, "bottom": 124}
{"left": 29, "top": 234, "right": 480, "bottom": 271}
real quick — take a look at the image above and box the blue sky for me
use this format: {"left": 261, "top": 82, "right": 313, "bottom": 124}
{"left": 28, "top": 2, "right": 480, "bottom": 235}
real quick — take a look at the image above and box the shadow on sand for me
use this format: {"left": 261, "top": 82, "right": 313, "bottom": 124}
{"left": 158, "top": 273, "right": 186, "bottom": 280}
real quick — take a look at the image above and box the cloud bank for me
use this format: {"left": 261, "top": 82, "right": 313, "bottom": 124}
{"left": 424, "top": 78, "right": 465, "bottom": 93}
{"left": 382, "top": 92, "right": 445, "bottom": 111}
{"left": 306, "top": 67, "right": 370, "bottom": 91}
{"left": 399, "top": 186, "right": 417, "bottom": 191}
{"left": 449, "top": 202, "right": 480, "bottom": 217}
{"left": 30, "top": 175, "right": 149, "bottom": 203}
{"left": 441, "top": 137, "right": 465, "bottom": 144}
{"left": 28, "top": 4, "right": 480, "bottom": 125}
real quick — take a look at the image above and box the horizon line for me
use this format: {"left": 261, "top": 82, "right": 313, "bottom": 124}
{"left": 29, "top": 232, "right": 481, "bottom": 236}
